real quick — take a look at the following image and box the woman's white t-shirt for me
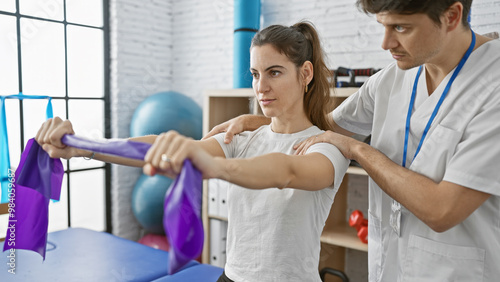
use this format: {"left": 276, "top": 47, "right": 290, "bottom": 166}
{"left": 213, "top": 125, "right": 349, "bottom": 282}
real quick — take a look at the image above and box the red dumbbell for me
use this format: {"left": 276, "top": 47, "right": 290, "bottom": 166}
{"left": 349, "top": 210, "right": 368, "bottom": 244}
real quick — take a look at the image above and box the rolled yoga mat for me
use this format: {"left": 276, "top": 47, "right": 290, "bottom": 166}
{"left": 233, "top": 0, "right": 260, "bottom": 88}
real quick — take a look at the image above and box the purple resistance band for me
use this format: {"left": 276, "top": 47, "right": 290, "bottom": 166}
{"left": 3, "top": 135, "right": 203, "bottom": 274}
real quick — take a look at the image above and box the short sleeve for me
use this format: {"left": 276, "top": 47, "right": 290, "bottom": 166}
{"left": 332, "top": 65, "right": 398, "bottom": 136}
{"left": 332, "top": 72, "right": 382, "bottom": 136}
{"left": 212, "top": 132, "right": 233, "bottom": 158}
{"left": 212, "top": 131, "right": 249, "bottom": 159}
{"left": 306, "top": 142, "right": 350, "bottom": 191}
{"left": 443, "top": 89, "right": 500, "bottom": 196}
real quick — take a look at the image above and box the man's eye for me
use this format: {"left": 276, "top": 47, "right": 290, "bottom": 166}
{"left": 394, "top": 25, "right": 405, "bottom": 32}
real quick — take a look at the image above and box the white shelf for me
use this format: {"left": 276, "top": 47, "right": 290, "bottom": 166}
{"left": 208, "top": 214, "right": 228, "bottom": 222}
{"left": 321, "top": 223, "right": 368, "bottom": 252}
{"left": 205, "top": 87, "right": 359, "bottom": 99}
{"left": 346, "top": 166, "right": 368, "bottom": 176}
{"left": 331, "top": 87, "right": 359, "bottom": 98}
{"left": 204, "top": 88, "right": 255, "bottom": 97}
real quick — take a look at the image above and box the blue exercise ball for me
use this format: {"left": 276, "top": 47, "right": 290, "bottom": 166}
{"left": 130, "top": 91, "right": 202, "bottom": 140}
{"left": 132, "top": 173, "right": 173, "bottom": 234}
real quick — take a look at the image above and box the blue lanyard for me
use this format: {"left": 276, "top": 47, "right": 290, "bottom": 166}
{"left": 402, "top": 31, "right": 476, "bottom": 167}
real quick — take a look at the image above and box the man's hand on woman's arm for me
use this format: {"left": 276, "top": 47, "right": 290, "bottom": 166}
{"left": 294, "top": 128, "right": 491, "bottom": 233}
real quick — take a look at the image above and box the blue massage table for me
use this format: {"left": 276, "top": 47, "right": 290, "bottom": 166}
{"left": 0, "top": 227, "right": 223, "bottom": 281}
{"left": 152, "top": 264, "right": 225, "bottom": 282}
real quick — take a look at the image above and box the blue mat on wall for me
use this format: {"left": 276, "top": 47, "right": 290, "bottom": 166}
{"left": 233, "top": 0, "right": 261, "bottom": 88}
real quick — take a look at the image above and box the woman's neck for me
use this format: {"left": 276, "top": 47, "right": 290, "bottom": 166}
{"left": 270, "top": 116, "right": 314, "bottom": 134}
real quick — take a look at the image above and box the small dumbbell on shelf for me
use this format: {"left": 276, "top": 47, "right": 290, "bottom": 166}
{"left": 332, "top": 67, "right": 380, "bottom": 87}
{"left": 349, "top": 210, "right": 368, "bottom": 244}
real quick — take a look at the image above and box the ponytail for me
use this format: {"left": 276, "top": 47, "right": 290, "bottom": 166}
{"left": 292, "top": 22, "right": 334, "bottom": 131}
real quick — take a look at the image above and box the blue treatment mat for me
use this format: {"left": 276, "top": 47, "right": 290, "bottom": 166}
{"left": 152, "top": 263, "right": 224, "bottom": 282}
{"left": 0, "top": 227, "right": 199, "bottom": 281}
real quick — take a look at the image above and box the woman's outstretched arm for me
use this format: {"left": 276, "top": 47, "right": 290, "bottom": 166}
{"left": 148, "top": 131, "right": 341, "bottom": 191}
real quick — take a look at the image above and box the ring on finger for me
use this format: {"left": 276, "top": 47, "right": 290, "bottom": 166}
{"left": 161, "top": 153, "right": 171, "bottom": 163}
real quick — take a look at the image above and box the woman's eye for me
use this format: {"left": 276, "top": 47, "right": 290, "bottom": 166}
{"left": 270, "top": 70, "right": 280, "bottom": 77}
{"left": 251, "top": 73, "right": 259, "bottom": 79}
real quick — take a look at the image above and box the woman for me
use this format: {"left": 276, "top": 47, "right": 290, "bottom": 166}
{"left": 36, "top": 22, "right": 349, "bottom": 282}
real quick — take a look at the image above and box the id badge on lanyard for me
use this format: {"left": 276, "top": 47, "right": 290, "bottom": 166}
{"left": 390, "top": 200, "right": 402, "bottom": 237}
{"left": 391, "top": 31, "right": 476, "bottom": 236}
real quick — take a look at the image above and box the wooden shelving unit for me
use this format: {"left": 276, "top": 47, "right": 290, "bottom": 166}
{"left": 320, "top": 223, "right": 368, "bottom": 252}
{"left": 201, "top": 87, "right": 368, "bottom": 275}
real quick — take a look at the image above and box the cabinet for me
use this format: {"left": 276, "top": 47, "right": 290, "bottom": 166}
{"left": 201, "top": 88, "right": 368, "bottom": 279}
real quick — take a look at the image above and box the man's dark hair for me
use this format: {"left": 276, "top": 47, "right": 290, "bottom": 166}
{"left": 356, "top": 0, "right": 472, "bottom": 27}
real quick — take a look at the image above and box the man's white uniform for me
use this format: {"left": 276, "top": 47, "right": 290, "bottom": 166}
{"left": 333, "top": 39, "right": 500, "bottom": 281}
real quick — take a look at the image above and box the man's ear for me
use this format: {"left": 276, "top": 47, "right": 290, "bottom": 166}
{"left": 443, "top": 2, "right": 464, "bottom": 31}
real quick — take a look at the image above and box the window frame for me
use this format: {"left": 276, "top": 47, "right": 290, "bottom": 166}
{"left": 0, "top": 0, "right": 111, "bottom": 233}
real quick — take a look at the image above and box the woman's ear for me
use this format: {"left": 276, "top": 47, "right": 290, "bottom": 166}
{"left": 302, "top": 61, "right": 314, "bottom": 86}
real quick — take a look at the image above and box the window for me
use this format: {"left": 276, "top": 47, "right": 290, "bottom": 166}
{"left": 0, "top": 0, "right": 110, "bottom": 234}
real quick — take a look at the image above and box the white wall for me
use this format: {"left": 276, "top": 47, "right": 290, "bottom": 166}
{"left": 261, "top": 0, "right": 392, "bottom": 69}
{"left": 109, "top": 0, "right": 173, "bottom": 240}
{"left": 171, "top": 1, "right": 234, "bottom": 106}
{"left": 109, "top": 0, "right": 500, "bottom": 277}
{"left": 169, "top": 0, "right": 500, "bottom": 106}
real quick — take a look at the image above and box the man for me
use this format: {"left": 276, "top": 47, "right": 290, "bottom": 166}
{"left": 205, "top": 1, "right": 500, "bottom": 281}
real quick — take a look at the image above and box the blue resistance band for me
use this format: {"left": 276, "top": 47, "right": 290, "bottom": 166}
{"left": 402, "top": 31, "right": 476, "bottom": 167}
{"left": 0, "top": 93, "right": 53, "bottom": 203}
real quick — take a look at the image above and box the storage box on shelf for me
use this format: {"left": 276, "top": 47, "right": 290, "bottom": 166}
{"left": 201, "top": 88, "right": 368, "bottom": 276}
